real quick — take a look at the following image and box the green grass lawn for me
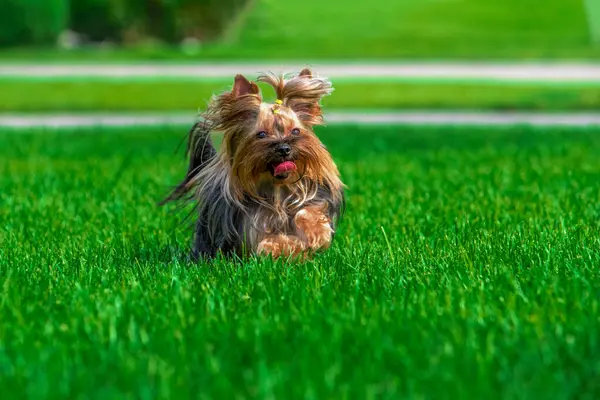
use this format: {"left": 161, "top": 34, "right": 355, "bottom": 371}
{"left": 3, "top": 78, "right": 600, "bottom": 112}
{"left": 1, "top": 124, "right": 600, "bottom": 398}
{"left": 218, "top": 0, "right": 596, "bottom": 60}
{"left": 0, "top": 0, "right": 596, "bottom": 61}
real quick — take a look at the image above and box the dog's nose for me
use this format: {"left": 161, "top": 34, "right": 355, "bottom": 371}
{"left": 276, "top": 143, "right": 291, "bottom": 157}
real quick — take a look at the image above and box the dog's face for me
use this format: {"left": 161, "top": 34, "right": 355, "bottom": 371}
{"left": 232, "top": 103, "right": 329, "bottom": 186}
{"left": 219, "top": 70, "right": 339, "bottom": 198}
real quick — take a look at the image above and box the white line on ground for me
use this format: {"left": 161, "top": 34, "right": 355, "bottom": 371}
{"left": 3, "top": 112, "right": 600, "bottom": 129}
{"left": 2, "top": 62, "right": 600, "bottom": 82}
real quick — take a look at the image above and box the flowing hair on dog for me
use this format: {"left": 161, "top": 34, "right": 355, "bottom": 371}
{"left": 162, "top": 68, "right": 345, "bottom": 260}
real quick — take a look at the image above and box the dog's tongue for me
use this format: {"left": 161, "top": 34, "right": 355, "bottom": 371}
{"left": 273, "top": 161, "right": 296, "bottom": 176}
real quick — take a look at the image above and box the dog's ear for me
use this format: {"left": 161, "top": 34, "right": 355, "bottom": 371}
{"left": 299, "top": 68, "right": 313, "bottom": 78}
{"left": 287, "top": 70, "right": 333, "bottom": 127}
{"left": 232, "top": 74, "right": 260, "bottom": 97}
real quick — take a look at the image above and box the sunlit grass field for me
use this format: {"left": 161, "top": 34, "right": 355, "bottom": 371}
{"left": 220, "top": 0, "right": 595, "bottom": 60}
{"left": 1, "top": 124, "right": 600, "bottom": 398}
{"left": 3, "top": 78, "right": 600, "bottom": 112}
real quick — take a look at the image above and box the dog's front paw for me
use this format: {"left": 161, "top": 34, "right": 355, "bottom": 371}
{"left": 257, "top": 234, "right": 306, "bottom": 259}
{"left": 294, "top": 207, "right": 334, "bottom": 251}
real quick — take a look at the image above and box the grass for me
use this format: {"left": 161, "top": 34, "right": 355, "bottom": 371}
{"left": 0, "top": 0, "right": 596, "bottom": 61}
{"left": 3, "top": 78, "right": 600, "bottom": 112}
{"left": 217, "top": 0, "right": 596, "bottom": 60}
{"left": 1, "top": 124, "right": 600, "bottom": 398}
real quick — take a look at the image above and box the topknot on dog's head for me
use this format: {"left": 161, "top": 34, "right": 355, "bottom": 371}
{"left": 257, "top": 68, "right": 334, "bottom": 127}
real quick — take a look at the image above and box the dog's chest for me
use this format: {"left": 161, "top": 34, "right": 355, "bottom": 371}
{"left": 242, "top": 191, "right": 306, "bottom": 244}
{"left": 241, "top": 184, "right": 319, "bottom": 247}
{"left": 249, "top": 203, "right": 297, "bottom": 235}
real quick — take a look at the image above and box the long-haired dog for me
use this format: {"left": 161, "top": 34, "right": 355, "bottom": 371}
{"left": 162, "top": 68, "right": 345, "bottom": 260}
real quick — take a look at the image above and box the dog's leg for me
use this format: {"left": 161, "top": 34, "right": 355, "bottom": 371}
{"left": 257, "top": 234, "right": 306, "bottom": 259}
{"left": 294, "top": 204, "right": 334, "bottom": 252}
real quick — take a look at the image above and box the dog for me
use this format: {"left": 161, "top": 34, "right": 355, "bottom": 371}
{"left": 162, "top": 68, "right": 345, "bottom": 260}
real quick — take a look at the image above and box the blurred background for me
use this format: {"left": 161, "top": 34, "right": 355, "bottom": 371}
{"left": 0, "top": 0, "right": 599, "bottom": 117}
{"left": 0, "top": 0, "right": 598, "bottom": 59}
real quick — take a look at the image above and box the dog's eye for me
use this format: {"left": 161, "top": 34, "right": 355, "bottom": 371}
{"left": 291, "top": 128, "right": 300, "bottom": 136}
{"left": 257, "top": 131, "right": 267, "bottom": 139}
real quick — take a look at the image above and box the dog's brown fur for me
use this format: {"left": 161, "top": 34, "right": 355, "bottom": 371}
{"left": 162, "top": 68, "right": 345, "bottom": 260}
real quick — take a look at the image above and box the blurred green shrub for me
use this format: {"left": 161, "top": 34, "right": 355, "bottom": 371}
{"left": 0, "top": 0, "right": 69, "bottom": 46}
{"left": 69, "top": 0, "right": 249, "bottom": 44}
{"left": 69, "top": 0, "right": 122, "bottom": 42}
{"left": 0, "top": 0, "right": 248, "bottom": 47}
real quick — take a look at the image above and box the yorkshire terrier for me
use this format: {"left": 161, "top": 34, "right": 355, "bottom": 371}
{"left": 162, "top": 68, "right": 345, "bottom": 260}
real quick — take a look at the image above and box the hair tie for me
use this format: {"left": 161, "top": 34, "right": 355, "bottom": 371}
{"left": 272, "top": 99, "right": 283, "bottom": 114}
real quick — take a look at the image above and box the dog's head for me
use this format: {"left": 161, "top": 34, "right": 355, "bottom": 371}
{"left": 204, "top": 68, "right": 340, "bottom": 199}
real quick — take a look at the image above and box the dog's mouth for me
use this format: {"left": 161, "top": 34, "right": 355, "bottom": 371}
{"left": 268, "top": 160, "right": 297, "bottom": 180}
